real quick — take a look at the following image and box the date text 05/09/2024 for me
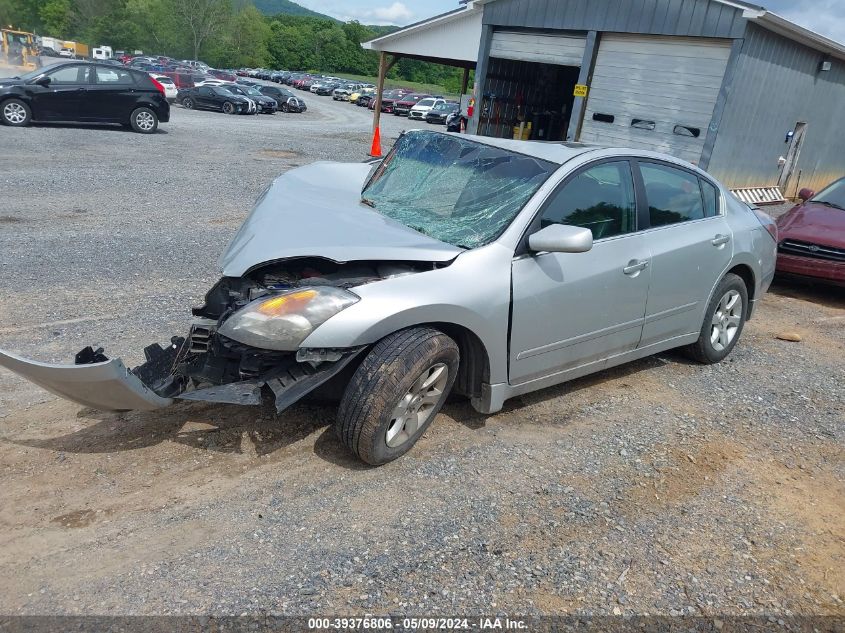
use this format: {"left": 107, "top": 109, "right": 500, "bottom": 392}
{"left": 307, "top": 617, "right": 528, "bottom": 630}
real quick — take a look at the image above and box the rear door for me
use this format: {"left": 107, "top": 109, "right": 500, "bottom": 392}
{"left": 29, "top": 64, "right": 91, "bottom": 121}
{"left": 83, "top": 65, "right": 138, "bottom": 122}
{"left": 635, "top": 160, "right": 733, "bottom": 347}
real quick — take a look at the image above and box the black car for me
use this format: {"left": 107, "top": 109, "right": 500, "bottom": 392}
{"left": 0, "top": 61, "right": 170, "bottom": 133}
{"left": 257, "top": 85, "right": 307, "bottom": 113}
{"left": 446, "top": 111, "right": 468, "bottom": 133}
{"left": 357, "top": 94, "right": 375, "bottom": 108}
{"left": 179, "top": 86, "right": 256, "bottom": 114}
{"left": 225, "top": 84, "right": 277, "bottom": 114}
{"left": 425, "top": 102, "right": 460, "bottom": 125}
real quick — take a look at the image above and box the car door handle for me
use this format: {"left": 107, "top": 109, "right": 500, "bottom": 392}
{"left": 623, "top": 260, "right": 649, "bottom": 276}
{"left": 712, "top": 234, "right": 731, "bottom": 247}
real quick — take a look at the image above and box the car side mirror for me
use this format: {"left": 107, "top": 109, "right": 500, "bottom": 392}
{"left": 35, "top": 76, "right": 50, "bottom": 87}
{"left": 797, "top": 188, "right": 815, "bottom": 203}
{"left": 528, "top": 224, "right": 593, "bottom": 254}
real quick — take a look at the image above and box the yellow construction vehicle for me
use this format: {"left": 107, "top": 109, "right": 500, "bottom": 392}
{"left": 1, "top": 28, "right": 39, "bottom": 70}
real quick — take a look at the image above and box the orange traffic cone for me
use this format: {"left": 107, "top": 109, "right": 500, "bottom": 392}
{"left": 369, "top": 126, "right": 382, "bottom": 158}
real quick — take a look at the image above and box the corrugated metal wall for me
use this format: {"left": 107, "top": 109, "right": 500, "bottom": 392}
{"left": 483, "top": 0, "right": 747, "bottom": 39}
{"left": 707, "top": 23, "right": 845, "bottom": 194}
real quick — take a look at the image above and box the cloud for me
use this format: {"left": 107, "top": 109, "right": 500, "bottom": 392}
{"left": 766, "top": 0, "right": 845, "bottom": 44}
{"left": 297, "top": 1, "right": 417, "bottom": 25}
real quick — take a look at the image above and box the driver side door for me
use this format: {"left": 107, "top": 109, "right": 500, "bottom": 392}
{"left": 29, "top": 64, "right": 91, "bottom": 121}
{"left": 509, "top": 160, "right": 652, "bottom": 385}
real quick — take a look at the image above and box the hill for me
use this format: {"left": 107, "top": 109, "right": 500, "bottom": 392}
{"left": 250, "top": 0, "right": 338, "bottom": 20}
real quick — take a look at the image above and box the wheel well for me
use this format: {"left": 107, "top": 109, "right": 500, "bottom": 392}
{"left": 429, "top": 323, "right": 491, "bottom": 399}
{"left": 727, "top": 264, "right": 756, "bottom": 320}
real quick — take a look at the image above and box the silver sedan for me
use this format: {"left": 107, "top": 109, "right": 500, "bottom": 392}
{"left": 0, "top": 130, "right": 778, "bottom": 465}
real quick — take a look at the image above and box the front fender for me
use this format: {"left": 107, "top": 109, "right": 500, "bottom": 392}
{"left": 299, "top": 244, "right": 513, "bottom": 384}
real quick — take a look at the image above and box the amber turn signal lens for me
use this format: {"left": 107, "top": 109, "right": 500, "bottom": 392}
{"left": 257, "top": 289, "right": 318, "bottom": 316}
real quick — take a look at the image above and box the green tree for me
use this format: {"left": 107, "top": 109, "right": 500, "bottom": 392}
{"left": 39, "top": 0, "right": 73, "bottom": 37}
{"left": 172, "top": 0, "right": 231, "bottom": 60}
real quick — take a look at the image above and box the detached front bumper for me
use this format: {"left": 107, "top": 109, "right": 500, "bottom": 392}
{"left": 0, "top": 341, "right": 364, "bottom": 413}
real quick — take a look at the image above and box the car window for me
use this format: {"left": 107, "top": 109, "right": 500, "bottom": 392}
{"left": 700, "top": 179, "right": 719, "bottom": 217}
{"left": 95, "top": 67, "right": 134, "bottom": 85}
{"left": 47, "top": 65, "right": 90, "bottom": 84}
{"left": 540, "top": 161, "right": 637, "bottom": 240}
{"left": 640, "top": 162, "right": 706, "bottom": 228}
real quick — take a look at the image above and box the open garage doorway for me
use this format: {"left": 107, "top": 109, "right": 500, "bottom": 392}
{"left": 478, "top": 57, "right": 580, "bottom": 142}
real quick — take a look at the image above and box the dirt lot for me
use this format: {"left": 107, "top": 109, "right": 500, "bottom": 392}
{"left": 0, "top": 91, "right": 843, "bottom": 618}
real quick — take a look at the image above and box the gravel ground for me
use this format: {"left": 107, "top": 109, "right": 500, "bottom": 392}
{"left": 0, "top": 90, "right": 842, "bottom": 620}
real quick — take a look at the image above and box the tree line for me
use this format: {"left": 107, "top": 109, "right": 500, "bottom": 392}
{"left": 0, "top": 0, "right": 470, "bottom": 92}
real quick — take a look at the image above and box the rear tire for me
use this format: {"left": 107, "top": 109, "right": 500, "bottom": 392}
{"left": 280, "top": 102, "right": 289, "bottom": 113}
{"left": 335, "top": 327, "right": 459, "bottom": 466}
{"left": 222, "top": 101, "right": 235, "bottom": 114}
{"left": 685, "top": 273, "right": 748, "bottom": 364}
{"left": 1, "top": 98, "right": 32, "bottom": 127}
{"left": 182, "top": 97, "right": 195, "bottom": 109}
{"left": 129, "top": 107, "right": 158, "bottom": 134}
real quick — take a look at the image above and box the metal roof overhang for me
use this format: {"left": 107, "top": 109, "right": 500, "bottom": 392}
{"left": 361, "top": 1, "right": 484, "bottom": 68}
{"left": 741, "top": 8, "right": 845, "bottom": 61}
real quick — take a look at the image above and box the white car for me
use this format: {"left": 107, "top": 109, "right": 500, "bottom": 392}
{"left": 58, "top": 47, "right": 75, "bottom": 58}
{"left": 408, "top": 98, "right": 446, "bottom": 121}
{"left": 150, "top": 74, "right": 178, "bottom": 102}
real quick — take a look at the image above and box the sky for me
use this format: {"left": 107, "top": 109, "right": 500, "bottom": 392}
{"left": 295, "top": 0, "right": 845, "bottom": 44}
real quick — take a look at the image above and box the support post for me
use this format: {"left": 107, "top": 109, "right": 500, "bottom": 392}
{"left": 567, "top": 30, "right": 598, "bottom": 142}
{"left": 372, "top": 51, "right": 387, "bottom": 136}
{"left": 469, "top": 24, "right": 493, "bottom": 135}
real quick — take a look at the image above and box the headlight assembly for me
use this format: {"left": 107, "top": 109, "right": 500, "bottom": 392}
{"left": 218, "top": 286, "right": 359, "bottom": 351}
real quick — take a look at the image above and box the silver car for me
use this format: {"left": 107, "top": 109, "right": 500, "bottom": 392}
{"left": 0, "top": 130, "right": 778, "bottom": 465}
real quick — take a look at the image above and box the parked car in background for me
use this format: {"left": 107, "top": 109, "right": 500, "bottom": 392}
{"left": 209, "top": 69, "right": 237, "bottom": 82}
{"left": 226, "top": 84, "right": 277, "bottom": 114}
{"left": 356, "top": 93, "right": 375, "bottom": 108}
{"left": 179, "top": 85, "right": 256, "bottom": 115}
{"left": 257, "top": 85, "right": 306, "bottom": 113}
{"left": 149, "top": 73, "right": 177, "bottom": 102}
{"left": 393, "top": 93, "right": 430, "bottom": 116}
{"left": 775, "top": 178, "right": 845, "bottom": 285}
{"left": 333, "top": 87, "right": 351, "bottom": 101}
{"left": 0, "top": 130, "right": 777, "bottom": 466}
{"left": 58, "top": 46, "right": 75, "bottom": 58}
{"left": 409, "top": 97, "right": 446, "bottom": 121}
{"left": 0, "top": 61, "right": 169, "bottom": 133}
{"left": 446, "top": 110, "right": 468, "bottom": 132}
{"left": 349, "top": 88, "right": 374, "bottom": 104}
{"left": 425, "top": 101, "right": 460, "bottom": 125}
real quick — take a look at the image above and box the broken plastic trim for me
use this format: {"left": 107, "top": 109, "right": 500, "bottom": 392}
{"left": 177, "top": 347, "right": 365, "bottom": 413}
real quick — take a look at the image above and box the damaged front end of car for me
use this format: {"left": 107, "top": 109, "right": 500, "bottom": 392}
{"left": 0, "top": 257, "right": 435, "bottom": 414}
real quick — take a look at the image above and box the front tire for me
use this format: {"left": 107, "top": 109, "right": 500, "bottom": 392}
{"left": 182, "top": 97, "right": 195, "bottom": 109}
{"left": 336, "top": 327, "right": 459, "bottom": 466}
{"left": 129, "top": 107, "right": 158, "bottom": 134}
{"left": 686, "top": 273, "right": 748, "bottom": 364}
{"left": 1, "top": 98, "right": 32, "bottom": 127}
{"left": 280, "top": 102, "right": 289, "bottom": 113}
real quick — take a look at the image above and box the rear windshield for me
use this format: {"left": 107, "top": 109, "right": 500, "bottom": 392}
{"left": 416, "top": 99, "right": 435, "bottom": 107}
{"left": 362, "top": 131, "right": 557, "bottom": 249}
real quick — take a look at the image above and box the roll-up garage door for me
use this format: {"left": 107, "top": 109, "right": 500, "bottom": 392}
{"left": 490, "top": 31, "right": 586, "bottom": 66}
{"left": 579, "top": 35, "right": 731, "bottom": 165}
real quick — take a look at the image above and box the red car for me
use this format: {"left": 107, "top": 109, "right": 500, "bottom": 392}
{"left": 775, "top": 178, "right": 845, "bottom": 285}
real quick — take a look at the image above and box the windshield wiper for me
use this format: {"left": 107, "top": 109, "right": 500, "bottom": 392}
{"left": 815, "top": 200, "right": 845, "bottom": 210}
{"left": 360, "top": 197, "right": 376, "bottom": 208}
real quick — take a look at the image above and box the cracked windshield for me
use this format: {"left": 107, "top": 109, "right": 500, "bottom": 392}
{"left": 362, "top": 130, "right": 556, "bottom": 248}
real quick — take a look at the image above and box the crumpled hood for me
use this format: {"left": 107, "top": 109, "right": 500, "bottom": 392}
{"left": 218, "top": 161, "right": 463, "bottom": 277}
{"left": 776, "top": 203, "right": 845, "bottom": 248}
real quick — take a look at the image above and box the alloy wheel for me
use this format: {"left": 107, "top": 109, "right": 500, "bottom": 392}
{"left": 710, "top": 290, "right": 743, "bottom": 352}
{"left": 3, "top": 102, "right": 27, "bottom": 124}
{"left": 134, "top": 110, "right": 155, "bottom": 132}
{"left": 386, "top": 363, "right": 449, "bottom": 448}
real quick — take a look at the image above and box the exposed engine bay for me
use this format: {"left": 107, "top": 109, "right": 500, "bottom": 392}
{"left": 69, "top": 258, "right": 437, "bottom": 413}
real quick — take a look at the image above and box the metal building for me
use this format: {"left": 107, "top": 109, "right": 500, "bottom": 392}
{"left": 364, "top": 0, "right": 845, "bottom": 201}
